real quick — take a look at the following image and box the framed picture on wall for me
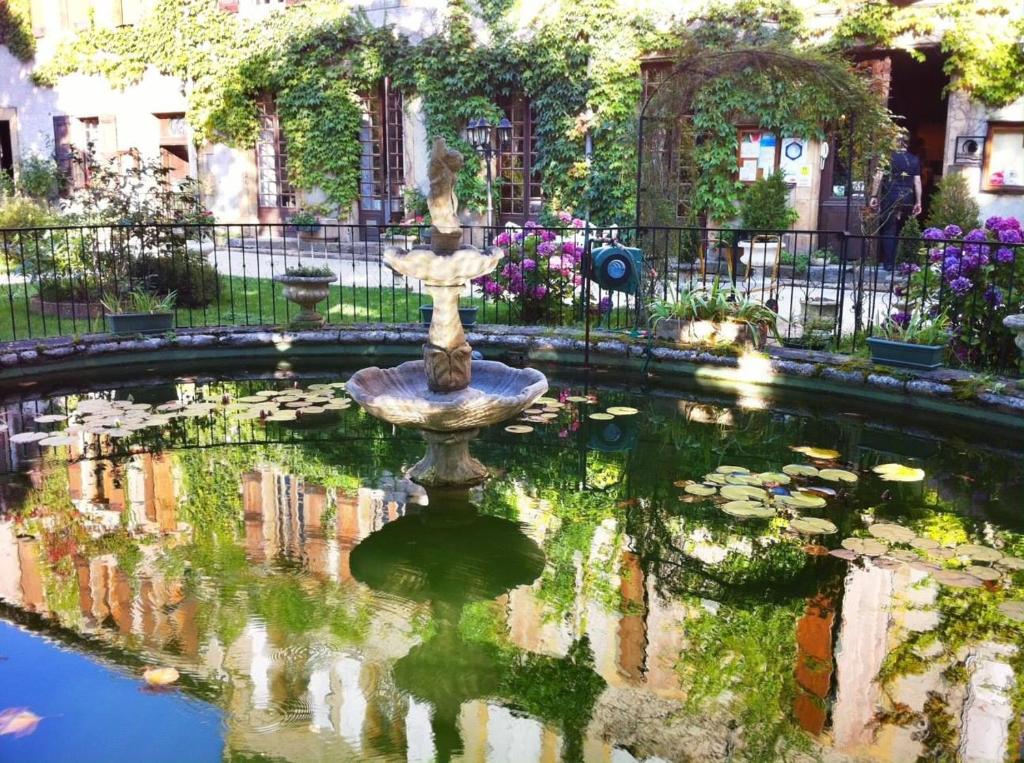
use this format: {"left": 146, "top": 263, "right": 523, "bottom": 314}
{"left": 982, "top": 122, "right": 1024, "bottom": 192}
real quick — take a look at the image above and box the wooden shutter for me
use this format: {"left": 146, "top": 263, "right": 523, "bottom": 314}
{"left": 53, "top": 116, "right": 73, "bottom": 178}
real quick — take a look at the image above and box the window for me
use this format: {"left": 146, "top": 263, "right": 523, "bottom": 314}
{"left": 255, "top": 97, "right": 296, "bottom": 216}
{"left": 639, "top": 60, "right": 697, "bottom": 222}
{"left": 736, "top": 128, "right": 781, "bottom": 184}
{"left": 982, "top": 122, "right": 1024, "bottom": 193}
{"left": 497, "top": 95, "right": 541, "bottom": 223}
{"left": 357, "top": 80, "right": 405, "bottom": 228}
{"left": 156, "top": 113, "right": 189, "bottom": 183}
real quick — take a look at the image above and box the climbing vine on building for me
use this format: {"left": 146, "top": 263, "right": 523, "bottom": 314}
{"left": 0, "top": 0, "right": 34, "bottom": 61}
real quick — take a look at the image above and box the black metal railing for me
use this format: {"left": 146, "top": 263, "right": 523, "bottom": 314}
{"left": 0, "top": 222, "right": 1020, "bottom": 373}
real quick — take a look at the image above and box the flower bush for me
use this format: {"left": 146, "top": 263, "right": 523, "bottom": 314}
{"left": 903, "top": 216, "right": 1023, "bottom": 367}
{"left": 475, "top": 220, "right": 596, "bottom": 325}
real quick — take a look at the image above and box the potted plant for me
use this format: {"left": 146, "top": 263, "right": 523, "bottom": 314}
{"left": 274, "top": 264, "right": 336, "bottom": 328}
{"left": 867, "top": 310, "right": 950, "bottom": 370}
{"left": 289, "top": 205, "right": 327, "bottom": 237}
{"left": 737, "top": 172, "right": 798, "bottom": 272}
{"left": 101, "top": 289, "right": 176, "bottom": 334}
{"left": 649, "top": 280, "right": 777, "bottom": 348}
{"left": 419, "top": 303, "right": 479, "bottom": 328}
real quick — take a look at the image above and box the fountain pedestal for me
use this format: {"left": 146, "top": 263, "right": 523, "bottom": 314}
{"left": 408, "top": 429, "right": 488, "bottom": 487}
{"left": 423, "top": 284, "right": 472, "bottom": 392}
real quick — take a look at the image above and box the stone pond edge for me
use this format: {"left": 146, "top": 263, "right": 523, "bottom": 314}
{"left": 0, "top": 324, "right": 1021, "bottom": 429}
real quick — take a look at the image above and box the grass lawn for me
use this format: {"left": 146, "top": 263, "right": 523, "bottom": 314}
{"left": 0, "top": 275, "right": 530, "bottom": 342}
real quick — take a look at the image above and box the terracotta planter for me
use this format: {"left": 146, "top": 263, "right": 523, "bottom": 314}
{"left": 30, "top": 296, "right": 104, "bottom": 321}
{"left": 106, "top": 311, "right": 174, "bottom": 335}
{"left": 274, "top": 274, "right": 335, "bottom": 327}
{"left": 866, "top": 337, "right": 946, "bottom": 370}
{"left": 654, "top": 318, "right": 762, "bottom": 347}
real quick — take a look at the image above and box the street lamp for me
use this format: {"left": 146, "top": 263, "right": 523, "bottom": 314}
{"left": 464, "top": 115, "right": 513, "bottom": 231}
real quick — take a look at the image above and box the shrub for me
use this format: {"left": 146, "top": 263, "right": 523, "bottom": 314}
{"left": 16, "top": 155, "right": 62, "bottom": 200}
{"left": 130, "top": 252, "right": 220, "bottom": 308}
{"left": 896, "top": 214, "right": 921, "bottom": 266}
{"left": 739, "top": 172, "right": 798, "bottom": 233}
{"left": 0, "top": 195, "right": 55, "bottom": 230}
{"left": 925, "top": 173, "right": 980, "bottom": 234}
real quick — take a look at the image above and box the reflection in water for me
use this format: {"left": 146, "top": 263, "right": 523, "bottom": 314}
{"left": 0, "top": 375, "right": 1022, "bottom": 762}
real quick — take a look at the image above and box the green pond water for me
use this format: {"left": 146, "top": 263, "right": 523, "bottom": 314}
{"left": 0, "top": 366, "right": 1022, "bottom": 763}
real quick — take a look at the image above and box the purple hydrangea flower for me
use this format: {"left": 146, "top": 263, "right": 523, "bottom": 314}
{"left": 943, "top": 224, "right": 963, "bottom": 238}
{"left": 996, "top": 247, "right": 1016, "bottom": 264}
{"left": 964, "top": 228, "right": 988, "bottom": 242}
{"left": 949, "top": 276, "right": 972, "bottom": 296}
{"left": 929, "top": 247, "right": 944, "bottom": 263}
{"left": 531, "top": 284, "right": 549, "bottom": 299}
{"left": 557, "top": 210, "right": 573, "bottom": 224}
{"left": 890, "top": 311, "right": 911, "bottom": 328}
{"left": 537, "top": 241, "right": 557, "bottom": 256}
{"left": 983, "top": 285, "right": 1004, "bottom": 307}
{"left": 922, "top": 227, "right": 945, "bottom": 241}
{"left": 985, "top": 216, "right": 1003, "bottom": 231}
{"left": 521, "top": 258, "right": 537, "bottom": 271}
{"left": 494, "top": 231, "right": 511, "bottom": 246}
{"left": 484, "top": 279, "right": 503, "bottom": 296}
{"left": 524, "top": 220, "right": 538, "bottom": 229}
{"left": 598, "top": 296, "right": 612, "bottom": 314}
{"left": 943, "top": 245, "right": 961, "bottom": 258}
{"left": 998, "top": 228, "right": 1022, "bottom": 244}
{"left": 897, "top": 262, "right": 921, "bottom": 276}
{"left": 540, "top": 229, "right": 558, "bottom": 242}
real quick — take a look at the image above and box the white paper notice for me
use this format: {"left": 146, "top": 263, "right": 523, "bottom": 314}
{"left": 739, "top": 159, "right": 758, "bottom": 182}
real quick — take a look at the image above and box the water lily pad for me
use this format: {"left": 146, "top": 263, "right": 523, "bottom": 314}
{"left": 997, "top": 600, "right": 1024, "bottom": 622}
{"left": 265, "top": 412, "right": 298, "bottom": 422}
{"left": 715, "top": 465, "right": 750, "bottom": 474}
{"left": 932, "top": 569, "right": 982, "bottom": 588}
{"left": 868, "top": 523, "right": 916, "bottom": 544}
{"left": 777, "top": 492, "right": 827, "bottom": 510}
{"left": 34, "top": 414, "right": 66, "bottom": 423}
{"left": 829, "top": 548, "right": 859, "bottom": 561}
{"left": 928, "top": 547, "right": 956, "bottom": 561}
{"left": 9, "top": 432, "right": 48, "bottom": 444}
{"left": 885, "top": 549, "right": 920, "bottom": 563}
{"left": 298, "top": 407, "right": 325, "bottom": 415}
{"left": 566, "top": 396, "right": 590, "bottom": 403}
{"left": 996, "top": 556, "right": 1024, "bottom": 571}
{"left": 606, "top": 406, "right": 638, "bottom": 416}
{"left": 684, "top": 484, "right": 717, "bottom": 497}
{"left": 965, "top": 565, "right": 1001, "bottom": 582}
{"left": 725, "top": 474, "right": 760, "bottom": 486}
{"left": 910, "top": 537, "right": 940, "bottom": 551}
{"left": 873, "top": 557, "right": 904, "bottom": 571}
{"left": 789, "top": 517, "right": 838, "bottom": 535}
{"left": 156, "top": 401, "right": 185, "bottom": 411}
{"left": 819, "top": 468, "right": 858, "bottom": 483}
{"left": 589, "top": 413, "right": 614, "bottom": 421}
{"left": 505, "top": 425, "right": 533, "bottom": 434}
{"left": 721, "top": 501, "right": 776, "bottom": 519}
{"left": 872, "top": 463, "right": 925, "bottom": 482}
{"left": 535, "top": 397, "right": 559, "bottom": 405}
{"left": 537, "top": 413, "right": 559, "bottom": 420}
{"left": 720, "top": 485, "right": 768, "bottom": 501}
{"left": 841, "top": 537, "right": 888, "bottom": 556}
{"left": 756, "top": 472, "right": 792, "bottom": 485}
{"left": 143, "top": 666, "right": 180, "bottom": 687}
{"left": 38, "top": 435, "right": 74, "bottom": 447}
{"left": 704, "top": 473, "right": 730, "bottom": 485}
{"left": 790, "top": 446, "right": 841, "bottom": 460}
{"left": 783, "top": 464, "right": 819, "bottom": 477}
{"left": 954, "top": 544, "right": 1002, "bottom": 563}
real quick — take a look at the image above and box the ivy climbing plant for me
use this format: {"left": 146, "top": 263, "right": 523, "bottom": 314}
{"left": 0, "top": 0, "right": 34, "bottom": 62}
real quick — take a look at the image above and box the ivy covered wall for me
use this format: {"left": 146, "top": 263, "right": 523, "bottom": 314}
{"left": 13, "top": 0, "right": 1024, "bottom": 224}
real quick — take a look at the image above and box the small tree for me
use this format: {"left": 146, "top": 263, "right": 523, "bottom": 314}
{"left": 739, "top": 172, "right": 798, "bottom": 232}
{"left": 925, "top": 173, "right": 980, "bottom": 233}
{"left": 896, "top": 214, "right": 922, "bottom": 265}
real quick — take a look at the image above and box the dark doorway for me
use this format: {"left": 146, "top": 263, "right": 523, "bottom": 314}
{"left": 0, "top": 121, "right": 13, "bottom": 183}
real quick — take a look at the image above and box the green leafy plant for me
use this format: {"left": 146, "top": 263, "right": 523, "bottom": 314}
{"left": 739, "top": 172, "right": 799, "bottom": 232}
{"left": 0, "top": 0, "right": 35, "bottom": 62}
{"left": 877, "top": 309, "right": 950, "bottom": 346}
{"left": 924, "top": 173, "right": 980, "bottom": 234}
{"left": 649, "top": 279, "right": 779, "bottom": 338}
{"left": 282, "top": 264, "right": 335, "bottom": 278}
{"left": 16, "top": 155, "right": 62, "bottom": 201}
{"left": 100, "top": 289, "right": 177, "bottom": 314}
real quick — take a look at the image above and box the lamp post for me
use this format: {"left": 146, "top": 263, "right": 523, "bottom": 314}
{"left": 464, "top": 116, "right": 513, "bottom": 233}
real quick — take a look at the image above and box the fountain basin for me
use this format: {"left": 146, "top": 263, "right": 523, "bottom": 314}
{"left": 347, "top": 359, "right": 547, "bottom": 431}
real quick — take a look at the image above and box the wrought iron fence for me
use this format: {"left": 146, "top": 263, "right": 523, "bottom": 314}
{"left": 0, "top": 222, "right": 1020, "bottom": 372}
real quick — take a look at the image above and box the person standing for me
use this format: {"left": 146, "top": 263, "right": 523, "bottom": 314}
{"left": 869, "top": 131, "right": 922, "bottom": 271}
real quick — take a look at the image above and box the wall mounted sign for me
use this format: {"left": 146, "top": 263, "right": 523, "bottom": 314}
{"left": 954, "top": 136, "right": 985, "bottom": 165}
{"left": 780, "top": 137, "right": 811, "bottom": 187}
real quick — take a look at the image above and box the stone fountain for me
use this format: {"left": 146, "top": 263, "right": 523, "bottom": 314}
{"left": 347, "top": 137, "right": 548, "bottom": 487}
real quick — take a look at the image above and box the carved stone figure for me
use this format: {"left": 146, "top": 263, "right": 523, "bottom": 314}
{"left": 426, "top": 137, "right": 464, "bottom": 252}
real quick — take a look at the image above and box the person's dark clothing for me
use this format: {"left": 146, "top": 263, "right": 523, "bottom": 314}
{"left": 878, "top": 150, "right": 921, "bottom": 271}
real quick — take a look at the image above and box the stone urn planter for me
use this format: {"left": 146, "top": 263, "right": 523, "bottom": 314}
{"left": 866, "top": 337, "right": 946, "bottom": 370}
{"left": 654, "top": 318, "right": 763, "bottom": 348}
{"left": 738, "top": 237, "right": 782, "bottom": 271}
{"left": 419, "top": 305, "right": 478, "bottom": 328}
{"left": 1004, "top": 315, "right": 1024, "bottom": 361}
{"left": 274, "top": 272, "right": 335, "bottom": 328}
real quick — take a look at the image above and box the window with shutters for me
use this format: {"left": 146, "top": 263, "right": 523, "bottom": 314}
{"left": 496, "top": 95, "right": 541, "bottom": 224}
{"left": 255, "top": 97, "right": 296, "bottom": 219}
{"left": 156, "top": 113, "right": 189, "bottom": 183}
{"left": 357, "top": 80, "right": 405, "bottom": 229}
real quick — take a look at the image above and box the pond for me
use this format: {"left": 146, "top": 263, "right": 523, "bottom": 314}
{"left": 0, "top": 364, "right": 1022, "bottom": 762}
